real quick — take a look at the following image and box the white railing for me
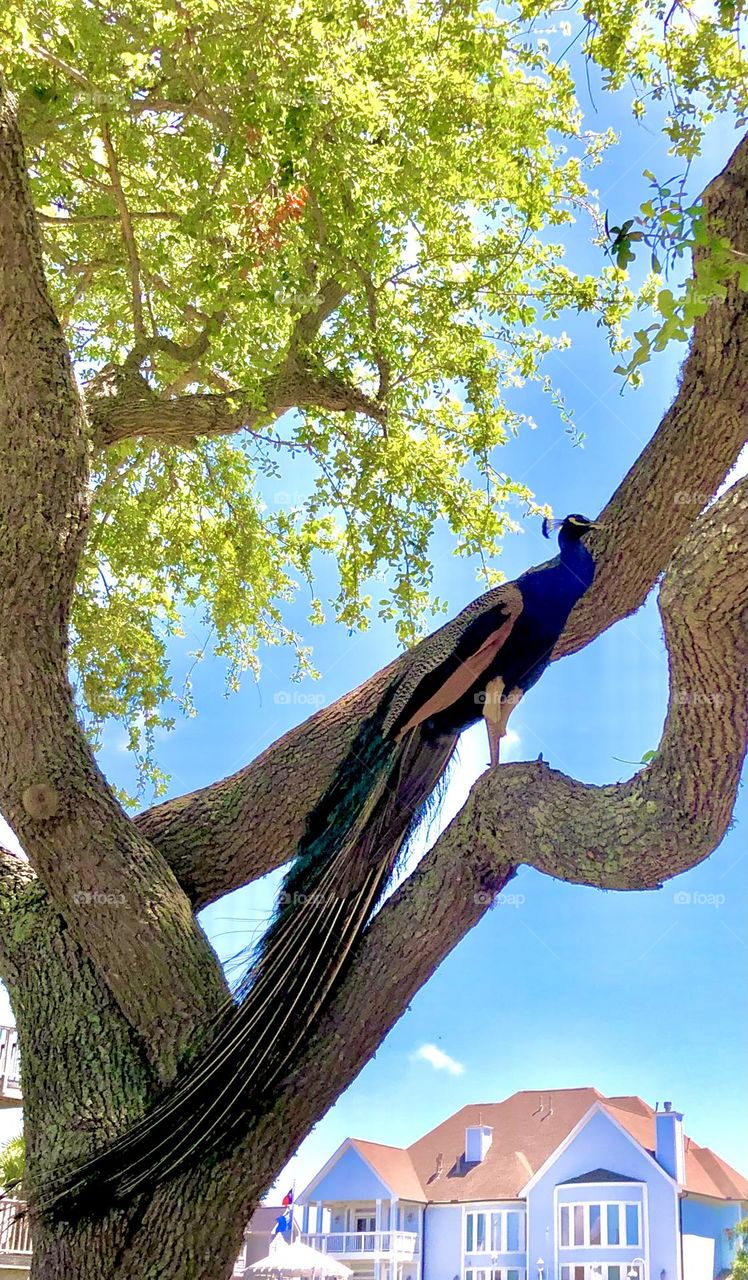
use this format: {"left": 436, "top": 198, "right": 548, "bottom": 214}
{"left": 0, "top": 1025, "right": 22, "bottom": 1103}
{"left": 0, "top": 1198, "right": 32, "bottom": 1256}
{"left": 302, "top": 1231, "right": 419, "bottom": 1259}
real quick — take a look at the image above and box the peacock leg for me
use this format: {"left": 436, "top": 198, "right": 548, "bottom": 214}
{"left": 483, "top": 678, "right": 523, "bottom": 767}
{"left": 483, "top": 675, "right": 505, "bottom": 766}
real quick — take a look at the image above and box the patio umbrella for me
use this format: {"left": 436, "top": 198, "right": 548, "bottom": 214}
{"left": 247, "top": 1236, "right": 353, "bottom": 1278}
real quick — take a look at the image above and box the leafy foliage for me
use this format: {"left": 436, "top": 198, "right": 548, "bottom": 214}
{"left": 1, "top": 0, "right": 746, "bottom": 794}
{"left": 728, "top": 1215, "right": 748, "bottom": 1280}
{"left": 609, "top": 168, "right": 748, "bottom": 380}
{"left": 0, "top": 1133, "right": 24, "bottom": 1192}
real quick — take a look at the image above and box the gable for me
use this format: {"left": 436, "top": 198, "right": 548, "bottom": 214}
{"left": 525, "top": 1105, "right": 675, "bottom": 1196}
{"left": 299, "top": 1142, "right": 396, "bottom": 1203}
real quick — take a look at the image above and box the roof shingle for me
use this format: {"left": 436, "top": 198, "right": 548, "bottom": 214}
{"left": 335, "top": 1088, "right": 748, "bottom": 1204}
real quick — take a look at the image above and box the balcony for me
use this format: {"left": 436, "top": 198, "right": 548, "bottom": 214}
{"left": 0, "top": 1198, "right": 32, "bottom": 1268}
{"left": 302, "top": 1231, "right": 419, "bottom": 1261}
{"left": 0, "top": 1025, "right": 22, "bottom": 1107}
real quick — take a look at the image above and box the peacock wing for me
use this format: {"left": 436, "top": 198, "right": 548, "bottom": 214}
{"left": 383, "top": 582, "right": 524, "bottom": 738}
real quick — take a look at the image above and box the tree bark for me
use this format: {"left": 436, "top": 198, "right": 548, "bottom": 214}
{"left": 0, "top": 70, "right": 747, "bottom": 1280}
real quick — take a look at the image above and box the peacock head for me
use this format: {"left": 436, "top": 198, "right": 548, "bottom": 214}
{"left": 542, "top": 513, "right": 601, "bottom": 546}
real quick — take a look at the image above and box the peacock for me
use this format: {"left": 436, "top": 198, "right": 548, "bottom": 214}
{"left": 37, "top": 512, "right": 599, "bottom": 1219}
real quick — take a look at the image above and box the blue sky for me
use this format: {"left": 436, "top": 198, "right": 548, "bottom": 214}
{"left": 1, "top": 48, "right": 746, "bottom": 1193}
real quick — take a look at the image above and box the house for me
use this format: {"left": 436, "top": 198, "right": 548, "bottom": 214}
{"left": 0, "top": 1026, "right": 21, "bottom": 1109}
{"left": 240, "top": 1204, "right": 301, "bottom": 1272}
{"left": 297, "top": 1088, "right": 747, "bottom": 1280}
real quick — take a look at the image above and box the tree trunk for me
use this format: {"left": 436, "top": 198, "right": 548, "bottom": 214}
{"left": 1, "top": 72, "right": 747, "bottom": 1280}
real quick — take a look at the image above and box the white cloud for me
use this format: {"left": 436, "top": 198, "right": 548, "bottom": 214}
{"left": 412, "top": 1043, "right": 465, "bottom": 1076}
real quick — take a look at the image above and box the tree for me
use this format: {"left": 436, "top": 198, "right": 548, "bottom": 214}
{"left": 0, "top": 1, "right": 746, "bottom": 1277}
{"left": 728, "top": 1216, "right": 748, "bottom": 1280}
{"left": 0, "top": 1135, "right": 24, "bottom": 1193}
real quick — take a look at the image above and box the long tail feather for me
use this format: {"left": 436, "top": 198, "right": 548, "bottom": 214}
{"left": 36, "top": 719, "right": 457, "bottom": 1220}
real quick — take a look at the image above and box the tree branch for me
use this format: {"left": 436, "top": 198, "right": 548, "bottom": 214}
{"left": 88, "top": 350, "right": 386, "bottom": 447}
{"left": 557, "top": 133, "right": 748, "bottom": 658}
{"left": 37, "top": 210, "right": 178, "bottom": 226}
{"left": 28, "top": 42, "right": 233, "bottom": 131}
{"left": 100, "top": 120, "right": 146, "bottom": 344}
{"left": 217, "top": 475, "right": 748, "bottom": 1224}
{"left": 127, "top": 95, "right": 233, "bottom": 131}
{"left": 0, "top": 846, "right": 34, "bottom": 934}
{"left": 84, "top": 272, "right": 392, "bottom": 445}
{"left": 132, "top": 134, "right": 748, "bottom": 911}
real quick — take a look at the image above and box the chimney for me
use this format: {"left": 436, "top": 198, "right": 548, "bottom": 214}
{"left": 655, "top": 1101, "right": 685, "bottom": 1183}
{"left": 465, "top": 1125, "right": 493, "bottom": 1163}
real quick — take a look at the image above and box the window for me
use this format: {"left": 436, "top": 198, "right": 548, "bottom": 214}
{"left": 466, "top": 1211, "right": 526, "bottom": 1254}
{"left": 607, "top": 1205, "right": 620, "bottom": 1246}
{"left": 558, "top": 1202, "right": 641, "bottom": 1249}
{"left": 507, "top": 1214, "right": 522, "bottom": 1252}
{"left": 589, "top": 1206, "right": 601, "bottom": 1246}
{"left": 625, "top": 1205, "right": 640, "bottom": 1247}
{"left": 466, "top": 1213, "right": 486, "bottom": 1252}
{"left": 465, "top": 1271, "right": 527, "bottom": 1280}
{"left": 561, "top": 1267, "right": 641, "bottom": 1280}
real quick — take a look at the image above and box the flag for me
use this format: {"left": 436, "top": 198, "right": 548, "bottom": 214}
{"left": 282, "top": 1189, "right": 293, "bottom": 1207}
{"left": 272, "top": 1209, "right": 290, "bottom": 1237}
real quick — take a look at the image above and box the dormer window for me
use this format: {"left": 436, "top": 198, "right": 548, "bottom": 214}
{"left": 465, "top": 1125, "right": 494, "bottom": 1163}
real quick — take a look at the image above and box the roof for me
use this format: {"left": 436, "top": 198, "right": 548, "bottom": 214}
{"left": 350, "top": 1139, "right": 426, "bottom": 1202}
{"left": 248, "top": 1206, "right": 300, "bottom": 1236}
{"left": 561, "top": 1169, "right": 636, "bottom": 1185}
{"left": 407, "top": 1088, "right": 605, "bottom": 1201}
{"left": 339, "top": 1089, "right": 748, "bottom": 1205}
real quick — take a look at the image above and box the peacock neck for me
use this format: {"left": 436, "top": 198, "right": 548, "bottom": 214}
{"left": 558, "top": 536, "right": 595, "bottom": 593}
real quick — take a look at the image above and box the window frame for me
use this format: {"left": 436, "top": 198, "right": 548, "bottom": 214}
{"left": 558, "top": 1201, "right": 641, "bottom": 1249}
{"left": 465, "top": 1209, "right": 526, "bottom": 1255}
{"left": 464, "top": 1270, "right": 528, "bottom": 1280}
{"left": 560, "top": 1264, "right": 642, "bottom": 1280}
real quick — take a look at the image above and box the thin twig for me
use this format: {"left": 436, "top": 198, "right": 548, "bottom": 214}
{"left": 101, "top": 121, "right": 147, "bottom": 343}
{"left": 37, "top": 211, "right": 178, "bottom": 226}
